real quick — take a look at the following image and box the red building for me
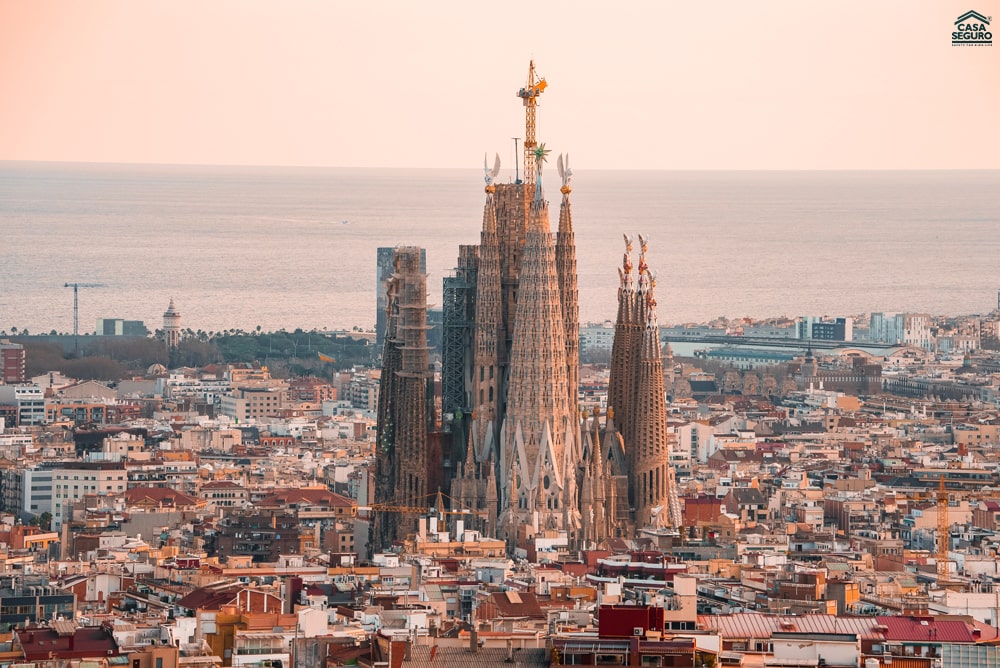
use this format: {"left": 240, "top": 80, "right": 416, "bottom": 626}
{"left": 550, "top": 606, "right": 712, "bottom": 667}
{"left": 0, "top": 341, "right": 25, "bottom": 384}
{"left": 15, "top": 623, "right": 119, "bottom": 661}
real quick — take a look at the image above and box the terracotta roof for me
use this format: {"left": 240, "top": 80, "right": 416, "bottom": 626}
{"left": 879, "top": 616, "right": 975, "bottom": 643}
{"left": 729, "top": 488, "right": 766, "bottom": 505}
{"left": 405, "top": 646, "right": 548, "bottom": 668}
{"left": 490, "top": 591, "right": 545, "bottom": 619}
{"left": 17, "top": 626, "right": 119, "bottom": 661}
{"left": 698, "top": 614, "right": 886, "bottom": 641}
{"left": 124, "top": 486, "right": 200, "bottom": 507}
{"left": 259, "top": 488, "right": 356, "bottom": 508}
{"left": 202, "top": 480, "right": 246, "bottom": 489}
{"left": 176, "top": 582, "right": 243, "bottom": 611}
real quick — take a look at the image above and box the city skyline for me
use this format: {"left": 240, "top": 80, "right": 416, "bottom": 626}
{"left": 1, "top": 1, "right": 998, "bottom": 170}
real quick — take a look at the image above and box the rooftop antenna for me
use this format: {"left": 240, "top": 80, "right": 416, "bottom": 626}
{"left": 513, "top": 138, "right": 521, "bottom": 184}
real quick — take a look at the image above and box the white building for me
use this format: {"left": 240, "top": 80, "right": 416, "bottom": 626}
{"left": 0, "top": 385, "right": 46, "bottom": 425}
{"left": 49, "top": 460, "right": 128, "bottom": 529}
{"left": 870, "top": 312, "right": 933, "bottom": 349}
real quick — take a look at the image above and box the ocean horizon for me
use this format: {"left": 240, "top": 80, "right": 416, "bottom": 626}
{"left": 2, "top": 161, "right": 998, "bottom": 335}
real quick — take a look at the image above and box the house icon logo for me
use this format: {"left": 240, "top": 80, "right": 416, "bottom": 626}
{"left": 953, "top": 10, "right": 992, "bottom": 46}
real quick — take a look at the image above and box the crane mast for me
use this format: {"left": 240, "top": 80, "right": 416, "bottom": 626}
{"left": 517, "top": 61, "right": 547, "bottom": 185}
{"left": 64, "top": 282, "right": 107, "bottom": 352}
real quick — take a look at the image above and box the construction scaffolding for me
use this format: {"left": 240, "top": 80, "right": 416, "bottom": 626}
{"left": 441, "top": 245, "right": 477, "bottom": 422}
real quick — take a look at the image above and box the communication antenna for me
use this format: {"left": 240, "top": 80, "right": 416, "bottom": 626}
{"left": 512, "top": 138, "right": 521, "bottom": 184}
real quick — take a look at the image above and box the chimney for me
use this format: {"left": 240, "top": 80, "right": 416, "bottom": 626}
{"left": 469, "top": 625, "right": 478, "bottom": 653}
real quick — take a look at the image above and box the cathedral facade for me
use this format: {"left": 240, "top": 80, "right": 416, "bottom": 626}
{"left": 379, "top": 64, "right": 683, "bottom": 552}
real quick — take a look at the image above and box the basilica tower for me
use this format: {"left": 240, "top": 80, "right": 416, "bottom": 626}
{"left": 605, "top": 237, "right": 683, "bottom": 532}
{"left": 499, "top": 147, "right": 580, "bottom": 544}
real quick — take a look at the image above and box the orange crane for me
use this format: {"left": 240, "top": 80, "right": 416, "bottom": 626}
{"left": 360, "top": 490, "right": 487, "bottom": 518}
{"left": 517, "top": 61, "right": 547, "bottom": 185}
{"left": 364, "top": 503, "right": 487, "bottom": 518}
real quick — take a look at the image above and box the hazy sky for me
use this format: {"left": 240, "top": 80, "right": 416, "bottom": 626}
{"left": 1, "top": 1, "right": 997, "bottom": 169}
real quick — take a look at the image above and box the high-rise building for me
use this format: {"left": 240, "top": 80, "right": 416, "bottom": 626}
{"left": 96, "top": 318, "right": 148, "bottom": 337}
{"left": 0, "top": 340, "right": 26, "bottom": 385}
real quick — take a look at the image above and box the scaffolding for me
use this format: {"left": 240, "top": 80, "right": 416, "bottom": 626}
{"left": 442, "top": 245, "right": 477, "bottom": 421}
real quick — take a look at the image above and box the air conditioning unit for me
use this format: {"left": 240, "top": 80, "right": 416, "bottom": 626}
{"left": 633, "top": 627, "right": 643, "bottom": 636}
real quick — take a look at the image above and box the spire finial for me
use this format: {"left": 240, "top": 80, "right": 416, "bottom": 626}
{"left": 483, "top": 152, "right": 501, "bottom": 193}
{"left": 557, "top": 153, "right": 573, "bottom": 195}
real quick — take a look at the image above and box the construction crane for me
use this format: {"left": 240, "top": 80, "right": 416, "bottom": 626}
{"left": 360, "top": 490, "right": 487, "bottom": 518}
{"left": 517, "top": 60, "right": 547, "bottom": 185}
{"left": 362, "top": 503, "right": 487, "bottom": 518}
{"left": 64, "top": 282, "right": 107, "bottom": 338}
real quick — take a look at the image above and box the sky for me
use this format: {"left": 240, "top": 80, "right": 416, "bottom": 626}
{"left": 1, "top": 1, "right": 998, "bottom": 170}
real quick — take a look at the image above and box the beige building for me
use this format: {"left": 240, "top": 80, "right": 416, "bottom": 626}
{"left": 219, "top": 385, "right": 287, "bottom": 422}
{"left": 51, "top": 460, "right": 128, "bottom": 529}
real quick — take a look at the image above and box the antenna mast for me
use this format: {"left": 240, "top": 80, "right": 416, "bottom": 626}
{"left": 517, "top": 61, "right": 547, "bottom": 186}
{"left": 513, "top": 138, "right": 520, "bottom": 184}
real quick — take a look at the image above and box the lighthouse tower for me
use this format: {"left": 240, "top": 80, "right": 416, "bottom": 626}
{"left": 163, "top": 299, "right": 182, "bottom": 351}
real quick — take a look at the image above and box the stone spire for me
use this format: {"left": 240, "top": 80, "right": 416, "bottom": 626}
{"left": 580, "top": 407, "right": 609, "bottom": 547}
{"left": 500, "top": 145, "right": 579, "bottom": 544}
{"left": 608, "top": 236, "right": 641, "bottom": 489}
{"left": 470, "top": 180, "right": 503, "bottom": 471}
{"left": 555, "top": 154, "right": 579, "bottom": 424}
{"left": 631, "top": 254, "right": 677, "bottom": 528}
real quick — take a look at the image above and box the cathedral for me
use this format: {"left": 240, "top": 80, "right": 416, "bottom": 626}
{"left": 445, "top": 63, "right": 683, "bottom": 549}
{"left": 378, "top": 63, "right": 683, "bottom": 551}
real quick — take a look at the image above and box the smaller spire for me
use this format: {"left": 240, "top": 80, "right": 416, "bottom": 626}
{"left": 619, "top": 235, "right": 634, "bottom": 290}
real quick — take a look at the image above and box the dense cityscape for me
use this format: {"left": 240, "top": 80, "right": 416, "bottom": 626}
{"left": 3, "top": 63, "right": 1000, "bottom": 668}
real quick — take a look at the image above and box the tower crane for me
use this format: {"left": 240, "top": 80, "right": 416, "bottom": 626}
{"left": 360, "top": 489, "right": 487, "bottom": 518}
{"left": 64, "top": 282, "right": 107, "bottom": 337}
{"left": 517, "top": 61, "right": 547, "bottom": 185}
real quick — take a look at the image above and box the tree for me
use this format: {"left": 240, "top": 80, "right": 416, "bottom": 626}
{"left": 38, "top": 512, "right": 52, "bottom": 531}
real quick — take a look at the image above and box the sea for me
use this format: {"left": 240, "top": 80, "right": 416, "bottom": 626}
{"left": 1, "top": 162, "right": 998, "bottom": 335}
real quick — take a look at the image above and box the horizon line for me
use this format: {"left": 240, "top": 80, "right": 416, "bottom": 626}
{"left": 2, "top": 159, "right": 999, "bottom": 173}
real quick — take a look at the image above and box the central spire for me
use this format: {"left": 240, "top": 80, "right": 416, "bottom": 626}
{"left": 500, "top": 148, "right": 579, "bottom": 543}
